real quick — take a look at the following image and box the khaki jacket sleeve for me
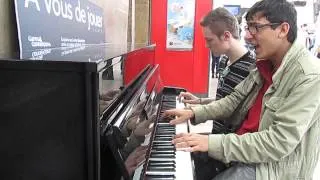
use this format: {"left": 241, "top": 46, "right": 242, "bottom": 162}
{"left": 208, "top": 75, "right": 320, "bottom": 163}
{"left": 190, "top": 74, "right": 254, "bottom": 124}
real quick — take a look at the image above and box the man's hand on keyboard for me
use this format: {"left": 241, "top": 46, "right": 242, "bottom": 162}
{"left": 163, "top": 109, "right": 194, "bottom": 125}
{"left": 172, "top": 133, "right": 209, "bottom": 152}
{"left": 178, "top": 92, "right": 201, "bottom": 104}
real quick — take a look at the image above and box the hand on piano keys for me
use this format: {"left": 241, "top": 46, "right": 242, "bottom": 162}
{"left": 178, "top": 91, "right": 201, "bottom": 104}
{"left": 172, "top": 133, "right": 209, "bottom": 152}
{"left": 163, "top": 108, "right": 194, "bottom": 125}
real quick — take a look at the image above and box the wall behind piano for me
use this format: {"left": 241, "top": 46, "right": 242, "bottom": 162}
{"left": 151, "top": 0, "right": 212, "bottom": 96}
{"left": 90, "top": 0, "right": 129, "bottom": 50}
{"left": 0, "top": 1, "right": 19, "bottom": 58}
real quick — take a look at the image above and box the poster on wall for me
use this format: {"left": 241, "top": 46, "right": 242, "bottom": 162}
{"left": 15, "top": 0, "right": 105, "bottom": 59}
{"left": 166, "top": 0, "right": 195, "bottom": 50}
{"left": 223, "top": 5, "right": 241, "bottom": 16}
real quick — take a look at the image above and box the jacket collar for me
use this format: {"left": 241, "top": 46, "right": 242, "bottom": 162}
{"left": 271, "top": 40, "right": 306, "bottom": 89}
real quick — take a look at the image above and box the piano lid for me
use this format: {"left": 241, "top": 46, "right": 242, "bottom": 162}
{"left": 1, "top": 43, "right": 155, "bottom": 63}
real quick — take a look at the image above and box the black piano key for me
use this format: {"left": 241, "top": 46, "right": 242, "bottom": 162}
{"left": 148, "top": 163, "right": 175, "bottom": 168}
{"left": 157, "top": 127, "right": 175, "bottom": 130}
{"left": 156, "top": 128, "right": 174, "bottom": 131}
{"left": 153, "top": 143, "right": 173, "bottom": 147}
{"left": 165, "top": 104, "right": 177, "bottom": 107}
{"left": 152, "top": 144, "right": 173, "bottom": 147}
{"left": 151, "top": 147, "right": 175, "bottom": 152}
{"left": 155, "top": 134, "right": 174, "bottom": 137}
{"left": 157, "top": 125, "right": 175, "bottom": 128}
{"left": 151, "top": 143, "right": 174, "bottom": 147}
{"left": 156, "top": 129, "right": 175, "bottom": 131}
{"left": 152, "top": 141, "right": 174, "bottom": 144}
{"left": 152, "top": 141, "right": 173, "bottom": 144}
{"left": 157, "top": 124, "right": 175, "bottom": 127}
{"left": 156, "top": 129, "right": 175, "bottom": 132}
{"left": 154, "top": 135, "right": 174, "bottom": 138}
{"left": 145, "top": 174, "right": 175, "bottom": 180}
{"left": 162, "top": 101, "right": 176, "bottom": 104}
{"left": 154, "top": 137, "right": 173, "bottom": 140}
{"left": 155, "top": 132, "right": 175, "bottom": 135}
{"left": 153, "top": 140, "right": 172, "bottom": 143}
{"left": 148, "top": 164, "right": 175, "bottom": 168}
{"left": 151, "top": 150, "right": 175, "bottom": 154}
{"left": 151, "top": 145, "right": 175, "bottom": 149}
{"left": 156, "top": 130, "right": 175, "bottom": 133}
{"left": 147, "top": 166, "right": 175, "bottom": 171}
{"left": 153, "top": 139, "right": 171, "bottom": 143}
{"left": 161, "top": 104, "right": 176, "bottom": 108}
{"left": 162, "top": 105, "right": 176, "bottom": 109}
{"left": 150, "top": 154, "right": 175, "bottom": 159}
{"left": 150, "top": 153, "right": 175, "bottom": 156}
{"left": 154, "top": 137, "right": 173, "bottom": 141}
{"left": 151, "top": 152, "right": 175, "bottom": 156}
{"left": 148, "top": 161, "right": 175, "bottom": 165}
{"left": 147, "top": 167, "right": 175, "bottom": 172}
{"left": 156, "top": 135, "right": 173, "bottom": 138}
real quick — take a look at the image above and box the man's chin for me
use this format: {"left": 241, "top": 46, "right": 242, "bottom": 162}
{"left": 256, "top": 54, "right": 268, "bottom": 60}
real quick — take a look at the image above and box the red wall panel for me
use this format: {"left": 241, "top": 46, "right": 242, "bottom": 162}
{"left": 151, "top": 0, "right": 212, "bottom": 94}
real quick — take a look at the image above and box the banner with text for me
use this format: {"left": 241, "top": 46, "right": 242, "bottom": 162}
{"left": 15, "top": 0, "right": 105, "bottom": 59}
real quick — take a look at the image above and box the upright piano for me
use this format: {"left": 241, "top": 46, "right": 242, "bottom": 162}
{"left": 0, "top": 44, "right": 194, "bottom": 180}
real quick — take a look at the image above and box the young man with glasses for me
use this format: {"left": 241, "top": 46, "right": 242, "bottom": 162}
{"left": 165, "top": 0, "right": 320, "bottom": 179}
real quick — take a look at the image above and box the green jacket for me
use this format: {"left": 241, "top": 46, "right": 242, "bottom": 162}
{"left": 191, "top": 40, "right": 320, "bottom": 180}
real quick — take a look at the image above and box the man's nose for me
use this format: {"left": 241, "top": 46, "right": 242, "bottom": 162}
{"left": 244, "top": 30, "right": 254, "bottom": 43}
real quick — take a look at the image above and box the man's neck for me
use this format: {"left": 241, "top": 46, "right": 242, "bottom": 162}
{"left": 268, "top": 41, "right": 292, "bottom": 72}
{"left": 226, "top": 40, "right": 248, "bottom": 64}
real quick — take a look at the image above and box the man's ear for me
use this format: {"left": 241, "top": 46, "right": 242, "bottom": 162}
{"left": 278, "top": 22, "right": 290, "bottom": 39}
{"left": 222, "top": 31, "right": 232, "bottom": 41}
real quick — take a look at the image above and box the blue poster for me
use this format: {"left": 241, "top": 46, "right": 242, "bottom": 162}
{"left": 15, "top": 0, "right": 105, "bottom": 59}
{"left": 224, "top": 5, "right": 241, "bottom": 16}
{"left": 166, "top": 0, "right": 195, "bottom": 50}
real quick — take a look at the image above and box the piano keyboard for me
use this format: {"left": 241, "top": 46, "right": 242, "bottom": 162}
{"left": 141, "top": 95, "right": 194, "bottom": 180}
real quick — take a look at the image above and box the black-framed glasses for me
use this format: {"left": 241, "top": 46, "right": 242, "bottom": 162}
{"left": 245, "top": 23, "right": 281, "bottom": 35}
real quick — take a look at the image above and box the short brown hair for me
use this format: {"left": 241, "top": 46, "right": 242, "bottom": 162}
{"left": 200, "top": 7, "right": 240, "bottom": 39}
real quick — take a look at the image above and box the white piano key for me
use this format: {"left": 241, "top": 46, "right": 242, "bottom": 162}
{"left": 145, "top": 170, "right": 175, "bottom": 176}
{"left": 174, "top": 97, "right": 194, "bottom": 180}
{"left": 149, "top": 157, "right": 175, "bottom": 161}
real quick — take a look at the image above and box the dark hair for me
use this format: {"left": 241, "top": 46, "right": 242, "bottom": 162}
{"left": 245, "top": 0, "right": 297, "bottom": 43}
{"left": 200, "top": 7, "right": 240, "bottom": 39}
